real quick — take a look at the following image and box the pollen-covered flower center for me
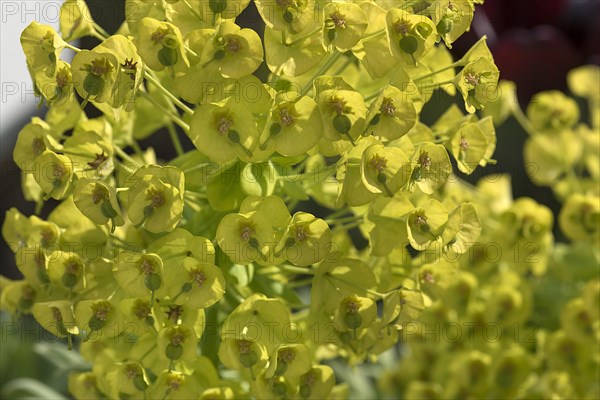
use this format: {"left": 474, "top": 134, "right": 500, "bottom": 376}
{"left": 54, "top": 163, "right": 67, "bottom": 180}
{"left": 459, "top": 136, "right": 469, "bottom": 150}
{"left": 303, "top": 371, "right": 317, "bottom": 387}
{"left": 239, "top": 224, "right": 255, "bottom": 242}
{"left": 225, "top": 37, "right": 241, "bottom": 53}
{"left": 278, "top": 348, "right": 296, "bottom": 364}
{"left": 52, "top": 307, "right": 63, "bottom": 322}
{"left": 216, "top": 116, "right": 234, "bottom": 135}
{"left": 167, "top": 376, "right": 182, "bottom": 391}
{"left": 151, "top": 27, "right": 170, "bottom": 45}
{"left": 139, "top": 257, "right": 156, "bottom": 275}
{"left": 370, "top": 154, "right": 387, "bottom": 172}
{"left": 464, "top": 72, "right": 480, "bottom": 87}
{"left": 238, "top": 339, "right": 253, "bottom": 354}
{"left": 279, "top": 108, "right": 295, "bottom": 127}
{"left": 133, "top": 299, "right": 151, "bottom": 319}
{"left": 83, "top": 376, "right": 96, "bottom": 389}
{"left": 170, "top": 331, "right": 185, "bottom": 346}
{"left": 394, "top": 19, "right": 412, "bottom": 35}
{"left": 189, "top": 269, "right": 207, "bottom": 287}
{"left": 380, "top": 98, "right": 396, "bottom": 117}
{"left": 89, "top": 58, "right": 112, "bottom": 76}
{"left": 345, "top": 298, "right": 360, "bottom": 314}
{"left": 22, "top": 285, "right": 36, "bottom": 300}
{"left": 64, "top": 259, "right": 80, "bottom": 275}
{"left": 125, "top": 365, "right": 141, "bottom": 379}
{"left": 92, "top": 184, "right": 108, "bottom": 204}
{"left": 329, "top": 96, "right": 349, "bottom": 116}
{"left": 166, "top": 305, "right": 183, "bottom": 324}
{"left": 40, "top": 226, "right": 56, "bottom": 244}
{"left": 56, "top": 67, "right": 71, "bottom": 88}
{"left": 422, "top": 272, "right": 435, "bottom": 283}
{"left": 418, "top": 151, "right": 432, "bottom": 170}
{"left": 415, "top": 214, "right": 428, "bottom": 226}
{"left": 295, "top": 225, "right": 309, "bottom": 242}
{"left": 91, "top": 301, "right": 112, "bottom": 321}
{"left": 147, "top": 187, "right": 166, "bottom": 208}
{"left": 330, "top": 11, "right": 346, "bottom": 28}
{"left": 32, "top": 137, "right": 45, "bottom": 156}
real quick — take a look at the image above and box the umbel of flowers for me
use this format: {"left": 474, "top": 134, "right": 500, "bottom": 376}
{"left": 2, "top": 0, "right": 598, "bottom": 398}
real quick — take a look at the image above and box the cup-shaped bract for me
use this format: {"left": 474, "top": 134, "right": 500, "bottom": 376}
{"left": 276, "top": 212, "right": 332, "bottom": 266}
{"left": 136, "top": 18, "right": 190, "bottom": 75}
{"left": 366, "top": 86, "right": 418, "bottom": 141}
{"left": 321, "top": 2, "right": 368, "bottom": 52}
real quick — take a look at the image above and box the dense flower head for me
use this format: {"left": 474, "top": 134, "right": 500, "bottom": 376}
{"left": 2, "top": 1, "right": 599, "bottom": 400}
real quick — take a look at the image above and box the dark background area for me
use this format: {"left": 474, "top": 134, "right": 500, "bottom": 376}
{"left": 1, "top": 0, "right": 599, "bottom": 280}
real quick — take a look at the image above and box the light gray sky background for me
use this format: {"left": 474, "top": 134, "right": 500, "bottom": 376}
{"left": 1, "top": 0, "right": 64, "bottom": 136}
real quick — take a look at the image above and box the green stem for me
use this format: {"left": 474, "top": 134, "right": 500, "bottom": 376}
{"left": 361, "top": 29, "right": 386, "bottom": 42}
{"left": 325, "top": 214, "right": 361, "bottom": 225}
{"left": 130, "top": 141, "right": 145, "bottom": 158}
{"left": 114, "top": 146, "right": 138, "bottom": 165}
{"left": 144, "top": 73, "right": 194, "bottom": 116}
{"left": 64, "top": 43, "right": 81, "bottom": 53}
{"left": 279, "top": 265, "right": 316, "bottom": 275}
{"left": 182, "top": 0, "right": 203, "bottom": 21}
{"left": 332, "top": 55, "right": 355, "bottom": 76}
{"left": 166, "top": 122, "right": 184, "bottom": 156}
{"left": 512, "top": 104, "right": 538, "bottom": 136}
{"left": 141, "top": 92, "right": 191, "bottom": 133}
{"left": 286, "top": 27, "right": 322, "bottom": 47}
{"left": 413, "top": 61, "right": 464, "bottom": 82}
{"left": 300, "top": 51, "right": 343, "bottom": 96}
{"left": 92, "top": 22, "right": 110, "bottom": 39}
{"left": 90, "top": 30, "right": 106, "bottom": 42}
{"left": 419, "top": 80, "right": 455, "bottom": 91}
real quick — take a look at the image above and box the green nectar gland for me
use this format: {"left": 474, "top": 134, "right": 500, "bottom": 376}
{"left": 209, "top": 0, "right": 228, "bottom": 14}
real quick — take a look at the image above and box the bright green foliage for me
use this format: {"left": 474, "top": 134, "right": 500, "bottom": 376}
{"left": 3, "top": 2, "right": 599, "bottom": 400}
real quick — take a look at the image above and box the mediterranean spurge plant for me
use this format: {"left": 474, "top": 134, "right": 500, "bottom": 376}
{"left": 1, "top": 0, "right": 596, "bottom": 399}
